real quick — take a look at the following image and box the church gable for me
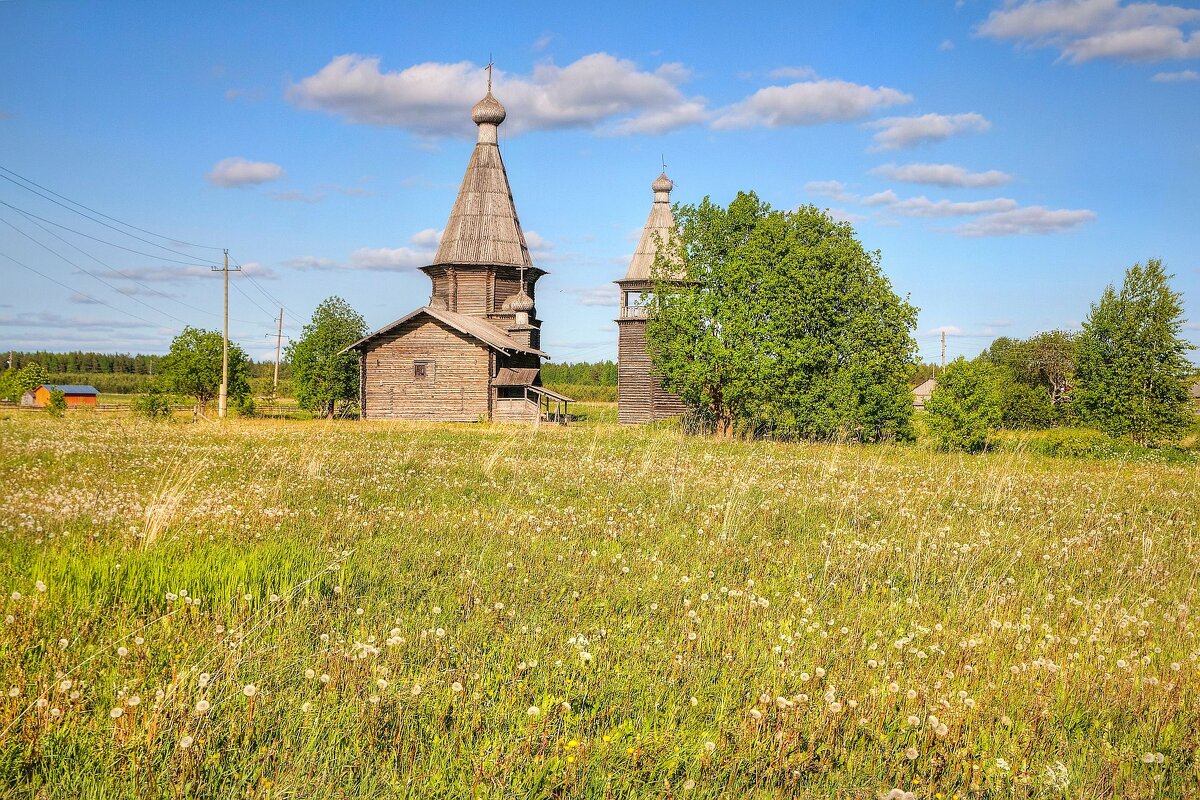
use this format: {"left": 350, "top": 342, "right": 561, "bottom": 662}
{"left": 360, "top": 317, "right": 492, "bottom": 422}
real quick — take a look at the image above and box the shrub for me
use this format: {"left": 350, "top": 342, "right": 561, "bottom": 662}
{"left": 1000, "top": 380, "right": 1057, "bottom": 430}
{"left": 133, "top": 390, "right": 175, "bottom": 420}
{"left": 46, "top": 390, "right": 67, "bottom": 418}
{"left": 235, "top": 395, "right": 258, "bottom": 418}
{"left": 924, "top": 358, "right": 1004, "bottom": 452}
{"left": 1029, "top": 428, "right": 1114, "bottom": 459}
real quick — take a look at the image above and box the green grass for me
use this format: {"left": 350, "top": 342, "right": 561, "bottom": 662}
{"left": 0, "top": 413, "right": 1196, "bottom": 798}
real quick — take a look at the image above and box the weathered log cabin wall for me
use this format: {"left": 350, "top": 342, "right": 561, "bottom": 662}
{"left": 361, "top": 317, "right": 491, "bottom": 421}
{"left": 617, "top": 318, "right": 687, "bottom": 424}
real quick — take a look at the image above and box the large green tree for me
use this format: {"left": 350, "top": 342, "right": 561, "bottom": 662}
{"left": 646, "top": 192, "right": 918, "bottom": 441}
{"left": 160, "top": 327, "right": 250, "bottom": 415}
{"left": 0, "top": 362, "right": 50, "bottom": 402}
{"left": 286, "top": 296, "right": 367, "bottom": 418}
{"left": 1073, "top": 259, "right": 1193, "bottom": 444}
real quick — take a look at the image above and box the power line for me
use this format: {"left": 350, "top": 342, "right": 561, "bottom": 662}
{"left": 0, "top": 200, "right": 218, "bottom": 267}
{"left": 8, "top": 204, "right": 266, "bottom": 327}
{"left": 0, "top": 250, "right": 171, "bottom": 329}
{"left": 0, "top": 165, "right": 224, "bottom": 252}
{"left": 229, "top": 254, "right": 307, "bottom": 328}
{"left": 0, "top": 215, "right": 192, "bottom": 327}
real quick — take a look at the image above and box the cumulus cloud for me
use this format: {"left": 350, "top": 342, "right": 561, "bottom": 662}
{"left": 767, "top": 66, "right": 818, "bottom": 79}
{"left": 825, "top": 208, "right": 865, "bottom": 224}
{"left": 870, "top": 162, "right": 1013, "bottom": 187}
{"left": 978, "top": 0, "right": 1200, "bottom": 63}
{"left": 804, "top": 180, "right": 859, "bottom": 203}
{"left": 523, "top": 230, "right": 554, "bottom": 256}
{"left": 867, "top": 113, "right": 991, "bottom": 151}
{"left": 955, "top": 205, "right": 1097, "bottom": 236}
{"left": 348, "top": 247, "right": 431, "bottom": 271}
{"left": 206, "top": 157, "right": 286, "bottom": 187}
{"left": 287, "top": 53, "right": 707, "bottom": 137}
{"left": 562, "top": 285, "right": 618, "bottom": 307}
{"left": 864, "top": 190, "right": 1019, "bottom": 217}
{"left": 407, "top": 228, "right": 444, "bottom": 248}
{"left": 712, "top": 80, "right": 912, "bottom": 129}
{"left": 1152, "top": 68, "right": 1199, "bottom": 80}
{"left": 0, "top": 312, "right": 156, "bottom": 330}
{"left": 287, "top": 229, "right": 450, "bottom": 272}
{"left": 105, "top": 263, "right": 277, "bottom": 282}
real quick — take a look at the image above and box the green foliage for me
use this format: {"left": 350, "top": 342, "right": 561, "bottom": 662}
{"left": 646, "top": 192, "right": 918, "bottom": 441}
{"left": 1, "top": 363, "right": 52, "bottom": 403}
{"left": 982, "top": 330, "right": 1077, "bottom": 407}
{"left": 540, "top": 361, "right": 618, "bottom": 386}
{"left": 1073, "top": 259, "right": 1193, "bottom": 445}
{"left": 543, "top": 383, "right": 616, "bottom": 403}
{"left": 999, "top": 376, "right": 1058, "bottom": 430}
{"left": 159, "top": 327, "right": 251, "bottom": 413}
{"left": 925, "top": 357, "right": 1004, "bottom": 452}
{"left": 286, "top": 296, "right": 366, "bottom": 418}
{"left": 133, "top": 388, "right": 175, "bottom": 419}
{"left": 235, "top": 394, "right": 258, "bottom": 418}
{"left": 45, "top": 389, "right": 67, "bottom": 417}
{"left": 0, "top": 370, "right": 19, "bottom": 403}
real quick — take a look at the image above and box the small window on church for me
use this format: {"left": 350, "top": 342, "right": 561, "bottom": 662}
{"left": 414, "top": 360, "right": 433, "bottom": 381}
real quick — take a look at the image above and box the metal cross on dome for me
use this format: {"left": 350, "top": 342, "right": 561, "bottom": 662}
{"left": 485, "top": 56, "right": 494, "bottom": 92}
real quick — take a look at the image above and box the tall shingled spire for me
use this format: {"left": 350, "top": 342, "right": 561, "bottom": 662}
{"left": 432, "top": 81, "right": 533, "bottom": 269}
{"left": 623, "top": 170, "right": 682, "bottom": 281}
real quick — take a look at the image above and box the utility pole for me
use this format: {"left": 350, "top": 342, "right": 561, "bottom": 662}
{"left": 212, "top": 249, "right": 240, "bottom": 418}
{"left": 940, "top": 330, "right": 947, "bottom": 372}
{"left": 274, "top": 306, "right": 283, "bottom": 395}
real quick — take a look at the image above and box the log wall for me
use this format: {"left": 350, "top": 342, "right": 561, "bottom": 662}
{"left": 617, "top": 318, "right": 687, "bottom": 424}
{"left": 361, "top": 317, "right": 491, "bottom": 421}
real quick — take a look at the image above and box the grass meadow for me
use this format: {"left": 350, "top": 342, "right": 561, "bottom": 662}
{"left": 0, "top": 410, "right": 1196, "bottom": 798}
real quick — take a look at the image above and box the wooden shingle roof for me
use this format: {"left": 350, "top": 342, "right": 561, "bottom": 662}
{"left": 621, "top": 171, "right": 683, "bottom": 283}
{"left": 433, "top": 91, "right": 533, "bottom": 270}
{"left": 343, "top": 306, "right": 548, "bottom": 358}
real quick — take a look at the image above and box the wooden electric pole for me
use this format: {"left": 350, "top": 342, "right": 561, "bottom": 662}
{"left": 213, "top": 249, "right": 240, "bottom": 418}
{"left": 940, "top": 330, "right": 947, "bottom": 372}
{"left": 274, "top": 307, "right": 283, "bottom": 395}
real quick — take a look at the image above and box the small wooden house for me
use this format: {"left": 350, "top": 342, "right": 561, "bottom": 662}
{"left": 21, "top": 384, "right": 99, "bottom": 408}
{"left": 913, "top": 378, "right": 936, "bottom": 410}
{"left": 615, "top": 172, "right": 688, "bottom": 424}
{"left": 345, "top": 87, "right": 570, "bottom": 423}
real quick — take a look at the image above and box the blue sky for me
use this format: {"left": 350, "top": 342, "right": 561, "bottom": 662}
{"left": 1, "top": 0, "right": 1198, "bottom": 365}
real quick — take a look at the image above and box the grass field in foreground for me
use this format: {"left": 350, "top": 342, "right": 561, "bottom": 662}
{"left": 0, "top": 413, "right": 1196, "bottom": 799}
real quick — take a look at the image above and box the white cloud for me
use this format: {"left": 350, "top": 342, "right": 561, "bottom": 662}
{"left": 287, "top": 53, "right": 707, "bottom": 137}
{"left": 867, "top": 113, "right": 991, "bottom": 151}
{"left": 870, "top": 162, "right": 1013, "bottom": 187}
{"left": 712, "top": 80, "right": 912, "bottom": 129}
{"left": 105, "top": 263, "right": 276, "bottom": 282}
{"left": 69, "top": 292, "right": 101, "bottom": 305}
{"left": 523, "top": 230, "right": 554, "bottom": 255}
{"left": 864, "top": 190, "right": 1019, "bottom": 217}
{"left": 286, "top": 229, "right": 445, "bottom": 272}
{"left": 1152, "top": 68, "right": 1200, "bottom": 80}
{"left": 284, "top": 256, "right": 338, "bottom": 270}
{"left": 206, "top": 157, "right": 286, "bottom": 187}
{"left": 825, "top": 208, "right": 865, "bottom": 224}
{"left": 348, "top": 247, "right": 430, "bottom": 271}
{"left": 978, "top": 0, "right": 1200, "bottom": 63}
{"left": 939, "top": 39, "right": 956, "bottom": 51}
{"left": 0, "top": 312, "right": 156, "bottom": 330}
{"left": 408, "top": 228, "right": 444, "bottom": 248}
{"left": 767, "top": 66, "right": 818, "bottom": 79}
{"left": 955, "top": 205, "right": 1097, "bottom": 236}
{"left": 562, "top": 285, "right": 617, "bottom": 307}
{"left": 532, "top": 33, "right": 554, "bottom": 51}
{"left": 268, "top": 189, "right": 324, "bottom": 203}
{"left": 804, "top": 180, "right": 859, "bottom": 203}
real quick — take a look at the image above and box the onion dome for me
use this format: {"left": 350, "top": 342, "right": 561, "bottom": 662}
{"left": 504, "top": 286, "right": 535, "bottom": 314}
{"left": 651, "top": 171, "right": 674, "bottom": 194}
{"left": 471, "top": 92, "right": 507, "bottom": 126}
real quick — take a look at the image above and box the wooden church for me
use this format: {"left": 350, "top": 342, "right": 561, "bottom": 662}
{"left": 345, "top": 86, "right": 571, "bottom": 422}
{"left": 615, "top": 171, "right": 688, "bottom": 424}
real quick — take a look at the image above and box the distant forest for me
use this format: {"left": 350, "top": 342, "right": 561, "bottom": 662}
{"left": 4, "top": 350, "right": 288, "bottom": 379}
